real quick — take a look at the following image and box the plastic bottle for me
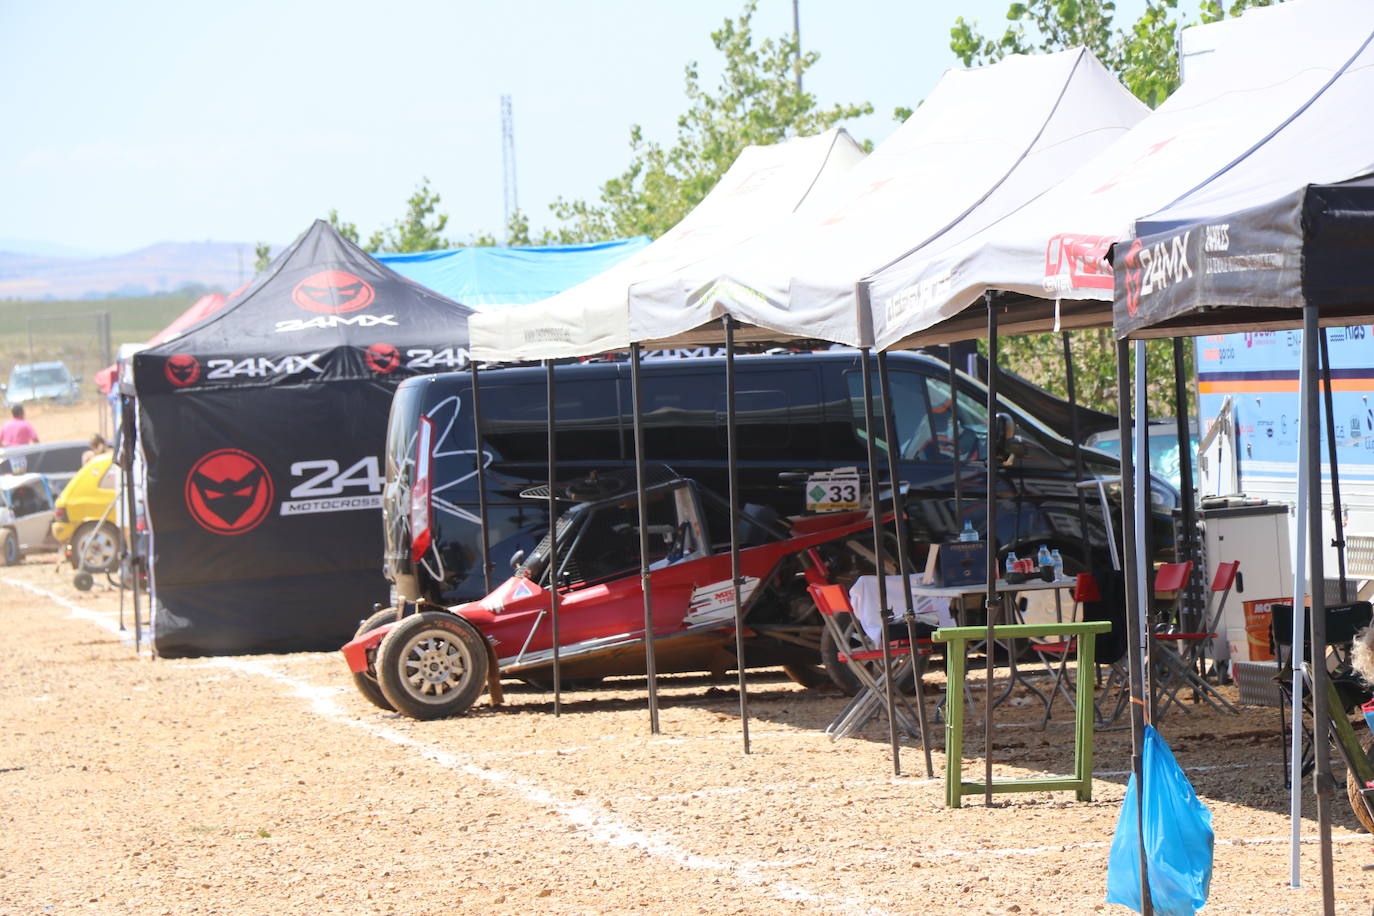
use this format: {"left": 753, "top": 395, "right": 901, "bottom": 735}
{"left": 1037, "top": 544, "right": 1052, "bottom": 570}
{"left": 959, "top": 520, "right": 978, "bottom": 542}
{"left": 1005, "top": 550, "right": 1018, "bottom": 577}
{"left": 1050, "top": 548, "right": 1064, "bottom": 580}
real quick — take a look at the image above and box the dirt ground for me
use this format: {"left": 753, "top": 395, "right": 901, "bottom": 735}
{"left": 22, "top": 398, "right": 111, "bottom": 446}
{"left": 3, "top": 554, "right": 1374, "bottom": 916}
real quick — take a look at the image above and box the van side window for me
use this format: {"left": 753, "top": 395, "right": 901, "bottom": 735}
{"left": 844, "top": 370, "right": 935, "bottom": 460}
{"left": 926, "top": 378, "right": 989, "bottom": 461}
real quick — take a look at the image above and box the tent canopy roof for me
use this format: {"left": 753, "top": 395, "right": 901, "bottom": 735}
{"left": 864, "top": 0, "right": 1374, "bottom": 350}
{"left": 376, "top": 237, "right": 650, "bottom": 309}
{"left": 133, "top": 221, "right": 472, "bottom": 394}
{"left": 467, "top": 129, "right": 866, "bottom": 362}
{"left": 626, "top": 47, "right": 1146, "bottom": 351}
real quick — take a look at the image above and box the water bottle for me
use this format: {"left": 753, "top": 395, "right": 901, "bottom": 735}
{"left": 1050, "top": 548, "right": 1064, "bottom": 581}
{"left": 1005, "top": 550, "right": 1018, "bottom": 577}
{"left": 1037, "top": 544, "right": 1052, "bottom": 571}
{"left": 959, "top": 520, "right": 977, "bottom": 542}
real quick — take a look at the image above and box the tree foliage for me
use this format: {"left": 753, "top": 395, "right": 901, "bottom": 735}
{"left": 252, "top": 241, "right": 272, "bottom": 275}
{"left": 363, "top": 177, "right": 452, "bottom": 253}
{"left": 953, "top": 0, "right": 1278, "bottom": 415}
{"left": 549, "top": 0, "right": 873, "bottom": 241}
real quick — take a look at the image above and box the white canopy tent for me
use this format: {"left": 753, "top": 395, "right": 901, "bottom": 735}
{"left": 860, "top": 0, "right": 1374, "bottom": 349}
{"left": 468, "top": 129, "right": 864, "bottom": 362}
{"left": 623, "top": 47, "right": 1146, "bottom": 348}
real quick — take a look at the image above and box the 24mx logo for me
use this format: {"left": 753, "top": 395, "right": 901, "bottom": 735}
{"left": 206, "top": 354, "right": 324, "bottom": 379}
{"left": 404, "top": 347, "right": 467, "bottom": 370}
{"left": 275, "top": 314, "right": 398, "bottom": 334}
{"left": 280, "top": 456, "right": 385, "bottom": 517}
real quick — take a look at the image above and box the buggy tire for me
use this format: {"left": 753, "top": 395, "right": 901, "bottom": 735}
{"left": 377, "top": 611, "right": 488, "bottom": 720}
{"left": 782, "top": 663, "right": 831, "bottom": 689}
{"left": 73, "top": 571, "right": 94, "bottom": 591}
{"left": 1, "top": 529, "right": 17, "bottom": 566}
{"left": 1344, "top": 733, "right": 1374, "bottom": 834}
{"left": 351, "top": 607, "right": 403, "bottom": 712}
{"left": 72, "top": 521, "right": 121, "bottom": 573}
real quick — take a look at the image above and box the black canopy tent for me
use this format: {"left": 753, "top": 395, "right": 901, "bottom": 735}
{"left": 133, "top": 221, "right": 473, "bottom": 657}
{"left": 1114, "top": 171, "right": 1374, "bottom": 914}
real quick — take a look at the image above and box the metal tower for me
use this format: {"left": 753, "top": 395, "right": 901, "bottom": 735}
{"left": 500, "top": 94, "right": 518, "bottom": 231}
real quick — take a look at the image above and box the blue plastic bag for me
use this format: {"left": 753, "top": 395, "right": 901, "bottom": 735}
{"left": 1106, "top": 725, "right": 1214, "bottom": 916}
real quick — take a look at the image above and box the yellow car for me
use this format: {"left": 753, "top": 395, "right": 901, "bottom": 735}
{"left": 52, "top": 453, "right": 120, "bottom": 571}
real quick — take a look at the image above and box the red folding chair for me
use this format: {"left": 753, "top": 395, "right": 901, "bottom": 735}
{"left": 1152, "top": 560, "right": 1237, "bottom": 717}
{"left": 1030, "top": 572, "right": 1100, "bottom": 728}
{"left": 808, "top": 583, "right": 931, "bottom": 741}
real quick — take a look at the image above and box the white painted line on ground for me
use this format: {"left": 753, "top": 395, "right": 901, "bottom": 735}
{"left": 209, "top": 657, "right": 888, "bottom": 916}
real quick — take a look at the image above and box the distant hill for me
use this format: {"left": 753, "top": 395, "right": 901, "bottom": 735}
{"left": 0, "top": 240, "right": 257, "bottom": 300}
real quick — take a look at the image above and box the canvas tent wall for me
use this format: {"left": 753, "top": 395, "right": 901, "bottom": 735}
{"left": 132, "top": 220, "right": 474, "bottom": 656}
{"left": 858, "top": 0, "right": 1374, "bottom": 349}
{"left": 467, "top": 129, "right": 866, "bottom": 362}
{"left": 376, "top": 237, "right": 650, "bottom": 309}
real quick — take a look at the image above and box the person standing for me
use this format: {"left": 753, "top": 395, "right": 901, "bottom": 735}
{"left": 0, "top": 405, "right": 39, "bottom": 447}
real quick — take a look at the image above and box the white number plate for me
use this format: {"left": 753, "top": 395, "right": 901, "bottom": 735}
{"left": 804, "top": 467, "right": 861, "bottom": 513}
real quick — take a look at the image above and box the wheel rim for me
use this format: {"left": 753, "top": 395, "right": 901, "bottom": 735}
{"left": 396, "top": 628, "right": 474, "bottom": 705}
{"left": 81, "top": 527, "right": 117, "bottom": 570}
{"left": 5, "top": 537, "right": 15, "bottom": 563}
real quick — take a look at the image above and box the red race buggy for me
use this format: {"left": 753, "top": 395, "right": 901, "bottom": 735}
{"left": 342, "top": 469, "right": 880, "bottom": 719}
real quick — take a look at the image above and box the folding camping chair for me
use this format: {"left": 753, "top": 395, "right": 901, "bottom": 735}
{"left": 1029, "top": 572, "right": 1100, "bottom": 729}
{"left": 808, "top": 583, "right": 930, "bottom": 741}
{"left": 1151, "top": 561, "right": 1237, "bottom": 718}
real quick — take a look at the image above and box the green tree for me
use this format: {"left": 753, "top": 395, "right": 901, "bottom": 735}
{"left": 550, "top": 0, "right": 873, "bottom": 241}
{"left": 252, "top": 241, "right": 273, "bottom": 274}
{"left": 952, "top": 0, "right": 1279, "bottom": 414}
{"left": 327, "top": 208, "right": 360, "bottom": 245}
{"left": 366, "top": 177, "right": 451, "bottom": 252}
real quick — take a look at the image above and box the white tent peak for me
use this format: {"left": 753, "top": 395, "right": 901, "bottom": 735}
{"left": 468, "top": 128, "right": 865, "bottom": 362}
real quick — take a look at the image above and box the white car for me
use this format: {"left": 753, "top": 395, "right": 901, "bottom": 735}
{"left": 0, "top": 472, "right": 57, "bottom": 564}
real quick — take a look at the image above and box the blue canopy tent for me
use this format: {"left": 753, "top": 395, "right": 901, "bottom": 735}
{"left": 376, "top": 237, "right": 650, "bottom": 308}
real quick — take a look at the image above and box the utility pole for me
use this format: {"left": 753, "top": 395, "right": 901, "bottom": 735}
{"left": 500, "top": 94, "right": 518, "bottom": 238}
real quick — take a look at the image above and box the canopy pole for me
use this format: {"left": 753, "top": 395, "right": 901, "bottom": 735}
{"left": 1318, "top": 331, "right": 1348, "bottom": 600}
{"left": 723, "top": 317, "right": 751, "bottom": 754}
{"left": 878, "top": 350, "right": 933, "bottom": 777}
{"left": 470, "top": 361, "right": 493, "bottom": 595}
{"left": 1134, "top": 341, "right": 1154, "bottom": 723}
{"left": 123, "top": 393, "right": 142, "bottom": 658}
{"left": 1116, "top": 340, "right": 1152, "bottom": 916}
{"left": 630, "top": 342, "right": 661, "bottom": 735}
{"left": 948, "top": 350, "right": 964, "bottom": 522}
{"left": 1304, "top": 305, "right": 1335, "bottom": 916}
{"left": 1288, "top": 322, "right": 1311, "bottom": 888}
{"left": 982, "top": 292, "right": 1000, "bottom": 807}
{"left": 861, "top": 347, "right": 902, "bottom": 776}
{"left": 545, "top": 360, "right": 562, "bottom": 717}
{"left": 1172, "top": 338, "right": 1198, "bottom": 628}
{"left": 1062, "top": 333, "right": 1090, "bottom": 556}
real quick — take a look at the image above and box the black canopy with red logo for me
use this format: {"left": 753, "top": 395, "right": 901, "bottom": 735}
{"left": 133, "top": 220, "right": 473, "bottom": 656}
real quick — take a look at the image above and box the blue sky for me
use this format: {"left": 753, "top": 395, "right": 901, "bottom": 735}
{"left": 0, "top": 0, "right": 1155, "bottom": 254}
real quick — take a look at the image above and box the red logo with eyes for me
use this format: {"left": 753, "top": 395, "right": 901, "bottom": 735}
{"left": 184, "top": 449, "right": 274, "bottom": 535}
{"left": 291, "top": 270, "right": 376, "bottom": 315}
{"left": 366, "top": 343, "right": 400, "bottom": 374}
{"left": 164, "top": 354, "right": 200, "bottom": 388}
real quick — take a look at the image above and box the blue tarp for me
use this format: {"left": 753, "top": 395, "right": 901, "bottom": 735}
{"left": 376, "top": 237, "right": 650, "bottom": 309}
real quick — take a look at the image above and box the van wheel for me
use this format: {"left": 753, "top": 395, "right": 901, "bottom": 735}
{"left": 351, "top": 607, "right": 402, "bottom": 711}
{"left": 1, "top": 530, "right": 18, "bottom": 566}
{"left": 377, "top": 611, "right": 489, "bottom": 719}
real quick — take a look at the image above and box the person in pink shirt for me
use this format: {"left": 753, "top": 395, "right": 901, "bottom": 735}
{"left": 0, "top": 406, "right": 39, "bottom": 447}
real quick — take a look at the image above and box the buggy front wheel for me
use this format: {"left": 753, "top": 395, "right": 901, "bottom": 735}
{"left": 377, "top": 611, "right": 489, "bottom": 720}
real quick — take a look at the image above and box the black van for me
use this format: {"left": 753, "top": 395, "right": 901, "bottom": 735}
{"left": 383, "top": 350, "right": 1177, "bottom": 606}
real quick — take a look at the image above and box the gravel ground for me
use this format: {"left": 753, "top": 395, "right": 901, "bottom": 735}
{"left": 2, "top": 558, "right": 1373, "bottom": 915}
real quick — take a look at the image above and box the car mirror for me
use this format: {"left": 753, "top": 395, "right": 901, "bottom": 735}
{"left": 509, "top": 548, "right": 526, "bottom": 570}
